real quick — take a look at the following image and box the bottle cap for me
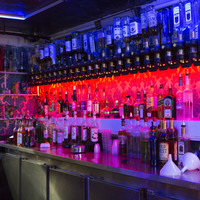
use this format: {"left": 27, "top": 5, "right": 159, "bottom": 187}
{"left": 130, "top": 112, "right": 133, "bottom": 118}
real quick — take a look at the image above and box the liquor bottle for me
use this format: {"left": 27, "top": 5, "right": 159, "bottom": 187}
{"left": 52, "top": 118, "right": 58, "bottom": 145}
{"left": 167, "top": 119, "right": 178, "bottom": 165}
{"left": 140, "top": 117, "right": 150, "bottom": 163}
{"left": 70, "top": 111, "right": 78, "bottom": 144}
{"left": 44, "top": 91, "right": 48, "bottom": 116}
{"left": 158, "top": 120, "right": 169, "bottom": 167}
{"left": 43, "top": 119, "right": 49, "bottom": 143}
{"left": 100, "top": 88, "right": 106, "bottom": 117}
{"left": 17, "top": 120, "right": 22, "bottom": 146}
{"left": 124, "top": 95, "right": 133, "bottom": 119}
{"left": 178, "top": 121, "right": 190, "bottom": 166}
{"left": 57, "top": 119, "right": 64, "bottom": 145}
{"left": 111, "top": 100, "right": 120, "bottom": 118}
{"left": 29, "top": 118, "right": 36, "bottom": 147}
{"left": 113, "top": 17, "right": 123, "bottom": 74}
{"left": 146, "top": 83, "right": 157, "bottom": 118}
{"left": 72, "top": 86, "right": 77, "bottom": 117}
{"left": 157, "top": 84, "right": 164, "bottom": 119}
{"left": 63, "top": 111, "right": 71, "bottom": 148}
{"left": 51, "top": 93, "right": 56, "bottom": 112}
{"left": 126, "top": 113, "right": 134, "bottom": 157}
{"left": 141, "top": 7, "right": 148, "bottom": 38}
{"left": 24, "top": 119, "right": 30, "bottom": 147}
{"left": 133, "top": 117, "right": 142, "bottom": 158}
{"left": 13, "top": 118, "right": 18, "bottom": 145}
{"left": 163, "top": 84, "right": 176, "bottom": 119}
{"left": 90, "top": 112, "right": 99, "bottom": 152}
{"left": 93, "top": 86, "right": 100, "bottom": 117}
{"left": 149, "top": 122, "right": 158, "bottom": 167}
{"left": 77, "top": 85, "right": 82, "bottom": 117}
{"left": 57, "top": 92, "right": 63, "bottom": 114}
{"left": 183, "top": 69, "right": 193, "bottom": 120}
{"left": 139, "top": 91, "right": 146, "bottom": 119}
{"left": 63, "top": 91, "right": 69, "bottom": 113}
{"left": 81, "top": 110, "right": 88, "bottom": 145}
{"left": 102, "top": 98, "right": 111, "bottom": 118}
{"left": 118, "top": 115, "right": 127, "bottom": 156}
{"left": 87, "top": 84, "right": 93, "bottom": 117}
{"left": 172, "top": 2, "right": 185, "bottom": 67}
{"left": 134, "top": 92, "right": 141, "bottom": 118}
{"left": 176, "top": 74, "right": 184, "bottom": 120}
{"left": 19, "top": 51, "right": 25, "bottom": 72}
{"left": 81, "top": 85, "right": 87, "bottom": 113}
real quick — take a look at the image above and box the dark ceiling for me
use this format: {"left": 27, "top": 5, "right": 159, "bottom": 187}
{"left": 0, "top": 0, "right": 151, "bottom": 40}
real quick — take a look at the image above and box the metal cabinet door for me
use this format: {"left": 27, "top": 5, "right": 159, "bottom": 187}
{"left": 49, "top": 168, "right": 85, "bottom": 200}
{"left": 21, "top": 159, "right": 47, "bottom": 200}
{"left": 89, "top": 179, "right": 140, "bottom": 200}
{"left": 1, "top": 153, "right": 21, "bottom": 200}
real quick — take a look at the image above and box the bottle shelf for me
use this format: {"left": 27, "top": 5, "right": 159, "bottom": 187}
{"left": 0, "top": 71, "right": 28, "bottom": 75}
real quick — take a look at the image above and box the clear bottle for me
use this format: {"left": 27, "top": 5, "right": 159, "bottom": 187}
{"left": 70, "top": 111, "right": 78, "bottom": 144}
{"left": 118, "top": 115, "right": 127, "bottom": 156}
{"left": 81, "top": 110, "right": 88, "bottom": 145}
{"left": 133, "top": 117, "right": 142, "bottom": 158}
{"left": 139, "top": 91, "right": 146, "bottom": 119}
{"left": 90, "top": 112, "right": 99, "bottom": 152}
{"left": 17, "top": 120, "right": 23, "bottom": 146}
{"left": 140, "top": 117, "right": 150, "bottom": 163}
{"left": 93, "top": 86, "right": 100, "bottom": 117}
{"left": 72, "top": 86, "right": 77, "bottom": 117}
{"left": 176, "top": 74, "right": 184, "bottom": 120}
{"left": 87, "top": 84, "right": 93, "bottom": 117}
{"left": 57, "top": 119, "right": 64, "bottom": 145}
{"left": 178, "top": 121, "right": 190, "bottom": 166}
{"left": 52, "top": 118, "right": 58, "bottom": 145}
{"left": 134, "top": 92, "right": 141, "bottom": 118}
{"left": 63, "top": 111, "right": 71, "bottom": 148}
{"left": 126, "top": 113, "right": 134, "bottom": 157}
{"left": 183, "top": 69, "right": 193, "bottom": 120}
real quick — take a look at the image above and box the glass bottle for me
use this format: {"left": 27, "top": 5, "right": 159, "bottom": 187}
{"left": 63, "top": 111, "right": 71, "bottom": 148}
{"left": 29, "top": 119, "right": 36, "bottom": 147}
{"left": 100, "top": 88, "right": 106, "bottom": 117}
{"left": 57, "top": 119, "right": 64, "bottom": 145}
{"left": 72, "top": 86, "right": 77, "bottom": 117}
{"left": 24, "top": 119, "right": 30, "bottom": 147}
{"left": 118, "top": 115, "right": 127, "bottom": 156}
{"left": 102, "top": 98, "right": 111, "bottom": 118}
{"left": 134, "top": 92, "right": 141, "bottom": 118}
{"left": 13, "top": 118, "right": 18, "bottom": 145}
{"left": 93, "top": 86, "right": 100, "bottom": 117}
{"left": 176, "top": 74, "right": 184, "bottom": 120}
{"left": 77, "top": 85, "right": 82, "bottom": 117}
{"left": 167, "top": 119, "right": 178, "bottom": 165}
{"left": 44, "top": 91, "right": 49, "bottom": 116}
{"left": 158, "top": 120, "right": 169, "bottom": 167}
{"left": 17, "top": 120, "right": 22, "bottom": 146}
{"left": 183, "top": 69, "right": 193, "bottom": 120}
{"left": 141, "top": 7, "right": 148, "bottom": 38}
{"left": 140, "top": 117, "right": 150, "bottom": 163}
{"left": 70, "top": 111, "right": 78, "bottom": 144}
{"left": 163, "top": 84, "right": 176, "bottom": 119}
{"left": 43, "top": 118, "right": 49, "bottom": 143}
{"left": 52, "top": 118, "right": 58, "bottom": 145}
{"left": 149, "top": 122, "right": 158, "bottom": 167}
{"left": 81, "top": 110, "right": 88, "bottom": 145}
{"left": 126, "top": 113, "right": 134, "bottom": 157}
{"left": 178, "top": 121, "right": 190, "bottom": 166}
{"left": 81, "top": 85, "right": 87, "bottom": 113}
{"left": 139, "top": 91, "right": 146, "bottom": 119}
{"left": 90, "top": 112, "right": 99, "bottom": 152}
{"left": 63, "top": 91, "right": 69, "bottom": 113}
{"left": 57, "top": 92, "right": 63, "bottom": 114}
{"left": 111, "top": 100, "right": 120, "bottom": 118}
{"left": 87, "top": 84, "right": 93, "bottom": 117}
{"left": 157, "top": 84, "right": 164, "bottom": 119}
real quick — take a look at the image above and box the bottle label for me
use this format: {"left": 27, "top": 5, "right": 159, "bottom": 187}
{"left": 134, "top": 106, "right": 139, "bottom": 117}
{"left": 123, "top": 25, "right": 130, "bottom": 38}
{"left": 173, "top": 6, "right": 180, "bottom": 28}
{"left": 106, "top": 35, "right": 112, "bottom": 45}
{"left": 147, "top": 10, "right": 157, "bottom": 28}
{"left": 83, "top": 34, "right": 89, "bottom": 52}
{"left": 178, "top": 141, "right": 185, "bottom": 163}
{"left": 139, "top": 105, "right": 144, "bottom": 118}
{"left": 93, "top": 103, "right": 100, "bottom": 114}
{"left": 147, "top": 112, "right": 152, "bottom": 118}
{"left": 71, "top": 127, "right": 77, "bottom": 140}
{"left": 185, "top": 3, "right": 192, "bottom": 25}
{"left": 53, "top": 130, "right": 56, "bottom": 143}
{"left": 114, "top": 27, "right": 122, "bottom": 41}
{"left": 87, "top": 100, "right": 92, "bottom": 112}
{"left": 82, "top": 128, "right": 87, "bottom": 141}
{"left": 65, "top": 41, "right": 71, "bottom": 52}
{"left": 130, "top": 22, "right": 141, "bottom": 36}
{"left": 89, "top": 36, "right": 96, "bottom": 53}
{"left": 44, "top": 130, "right": 48, "bottom": 138}
{"left": 57, "top": 132, "right": 63, "bottom": 144}
{"left": 164, "top": 98, "right": 172, "bottom": 118}
{"left": 64, "top": 128, "right": 69, "bottom": 139}
{"left": 39, "top": 50, "right": 44, "bottom": 60}
{"left": 60, "top": 46, "right": 64, "bottom": 54}
{"left": 146, "top": 96, "right": 154, "bottom": 109}
{"left": 91, "top": 128, "right": 98, "bottom": 142}
{"left": 44, "top": 47, "right": 49, "bottom": 57}
{"left": 17, "top": 132, "right": 22, "bottom": 144}
{"left": 118, "top": 135, "right": 126, "bottom": 145}
{"left": 81, "top": 101, "right": 86, "bottom": 111}
{"left": 141, "top": 13, "right": 148, "bottom": 29}
{"left": 159, "top": 142, "right": 169, "bottom": 161}
{"left": 72, "top": 38, "right": 77, "bottom": 51}
{"left": 72, "top": 101, "right": 76, "bottom": 111}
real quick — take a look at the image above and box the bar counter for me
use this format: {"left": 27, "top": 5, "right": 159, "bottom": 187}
{"left": 0, "top": 142, "right": 200, "bottom": 200}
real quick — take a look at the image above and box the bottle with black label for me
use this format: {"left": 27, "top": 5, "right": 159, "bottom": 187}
{"left": 158, "top": 120, "right": 169, "bottom": 167}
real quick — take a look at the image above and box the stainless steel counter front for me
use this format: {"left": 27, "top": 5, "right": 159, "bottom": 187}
{"left": 0, "top": 142, "right": 200, "bottom": 200}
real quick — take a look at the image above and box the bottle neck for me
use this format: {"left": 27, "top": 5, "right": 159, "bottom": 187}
{"left": 186, "top": 74, "right": 190, "bottom": 88}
